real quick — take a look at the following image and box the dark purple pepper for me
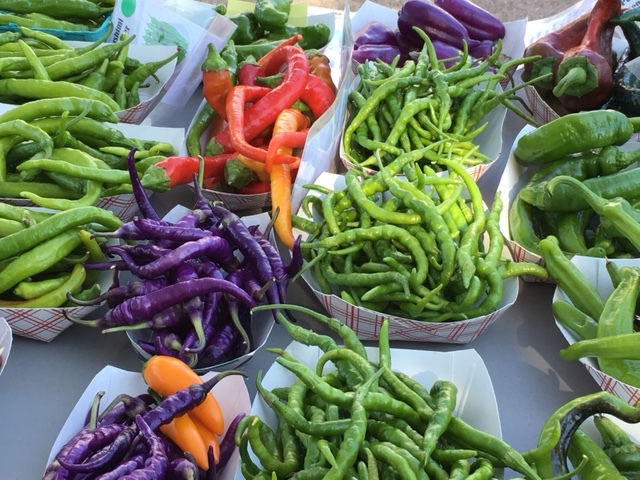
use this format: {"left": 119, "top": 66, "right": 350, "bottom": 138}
{"left": 286, "top": 235, "right": 303, "bottom": 279}
{"left": 67, "top": 277, "right": 254, "bottom": 330}
{"left": 97, "top": 221, "right": 149, "bottom": 240}
{"left": 129, "top": 415, "right": 170, "bottom": 479}
{"left": 134, "top": 216, "right": 213, "bottom": 243}
{"left": 143, "top": 370, "right": 247, "bottom": 431}
{"left": 397, "top": 0, "right": 480, "bottom": 50}
{"left": 91, "top": 453, "right": 145, "bottom": 479}
{"left": 434, "top": 0, "right": 505, "bottom": 41}
{"left": 105, "top": 244, "right": 169, "bottom": 264}
{"left": 197, "top": 319, "right": 242, "bottom": 366}
{"left": 353, "top": 43, "right": 408, "bottom": 65}
{"left": 53, "top": 423, "right": 128, "bottom": 477}
{"left": 109, "top": 236, "right": 237, "bottom": 279}
{"left": 217, "top": 413, "right": 246, "bottom": 470}
{"left": 210, "top": 204, "right": 279, "bottom": 307}
{"left": 128, "top": 148, "right": 161, "bottom": 222}
{"left": 248, "top": 224, "right": 289, "bottom": 304}
{"left": 136, "top": 340, "right": 159, "bottom": 356}
{"left": 354, "top": 21, "right": 398, "bottom": 49}
{"left": 83, "top": 260, "right": 127, "bottom": 271}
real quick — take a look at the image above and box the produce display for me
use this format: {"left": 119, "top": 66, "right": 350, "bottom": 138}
{"left": 67, "top": 153, "right": 299, "bottom": 370}
{"left": 5, "top": 0, "right": 640, "bottom": 479}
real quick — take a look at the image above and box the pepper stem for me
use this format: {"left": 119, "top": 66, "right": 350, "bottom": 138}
{"left": 553, "top": 57, "right": 598, "bottom": 97}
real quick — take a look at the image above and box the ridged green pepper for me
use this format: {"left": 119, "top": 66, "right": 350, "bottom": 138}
{"left": 254, "top": 0, "right": 291, "bottom": 31}
{"left": 266, "top": 23, "right": 331, "bottom": 50}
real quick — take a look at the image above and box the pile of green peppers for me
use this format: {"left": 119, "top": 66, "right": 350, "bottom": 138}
{"left": 510, "top": 109, "right": 640, "bottom": 258}
{"left": 225, "top": 0, "right": 331, "bottom": 60}
{"left": 0, "top": 97, "right": 176, "bottom": 210}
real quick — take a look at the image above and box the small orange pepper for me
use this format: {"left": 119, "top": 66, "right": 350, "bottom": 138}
{"left": 159, "top": 414, "right": 209, "bottom": 469}
{"left": 142, "top": 355, "right": 225, "bottom": 436}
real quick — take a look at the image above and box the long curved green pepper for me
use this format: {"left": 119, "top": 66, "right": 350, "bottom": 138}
{"left": 420, "top": 380, "right": 457, "bottom": 468}
{"left": 323, "top": 369, "right": 383, "bottom": 480}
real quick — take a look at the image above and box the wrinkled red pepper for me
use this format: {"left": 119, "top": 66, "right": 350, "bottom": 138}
{"left": 300, "top": 73, "right": 336, "bottom": 119}
{"left": 553, "top": 0, "right": 621, "bottom": 112}
{"left": 236, "top": 181, "right": 271, "bottom": 194}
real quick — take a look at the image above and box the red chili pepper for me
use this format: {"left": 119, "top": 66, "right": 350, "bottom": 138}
{"left": 142, "top": 153, "right": 237, "bottom": 189}
{"left": 237, "top": 59, "right": 262, "bottom": 86}
{"left": 257, "top": 34, "right": 303, "bottom": 68}
{"left": 553, "top": 0, "right": 621, "bottom": 112}
{"left": 202, "top": 43, "right": 235, "bottom": 121}
{"left": 264, "top": 108, "right": 309, "bottom": 173}
{"left": 213, "top": 44, "right": 310, "bottom": 155}
{"left": 236, "top": 181, "right": 271, "bottom": 194}
{"left": 300, "top": 73, "right": 336, "bottom": 119}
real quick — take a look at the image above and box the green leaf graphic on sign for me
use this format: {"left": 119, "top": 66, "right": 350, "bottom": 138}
{"left": 144, "top": 17, "right": 188, "bottom": 63}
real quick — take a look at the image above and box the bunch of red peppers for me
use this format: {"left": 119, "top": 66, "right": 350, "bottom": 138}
{"left": 522, "top": 0, "right": 621, "bottom": 112}
{"left": 146, "top": 35, "right": 336, "bottom": 250}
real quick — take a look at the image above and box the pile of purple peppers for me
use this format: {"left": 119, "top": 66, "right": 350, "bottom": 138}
{"left": 353, "top": 0, "right": 506, "bottom": 66}
{"left": 67, "top": 149, "right": 301, "bottom": 369}
{"left": 43, "top": 370, "right": 246, "bottom": 480}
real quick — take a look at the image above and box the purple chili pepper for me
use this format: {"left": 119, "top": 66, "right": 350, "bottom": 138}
{"left": 127, "top": 148, "right": 161, "bottom": 222}
{"left": 106, "top": 243, "right": 170, "bottom": 263}
{"left": 124, "top": 415, "right": 170, "bottom": 479}
{"left": 286, "top": 236, "right": 303, "bottom": 279}
{"left": 170, "top": 457, "right": 199, "bottom": 480}
{"left": 217, "top": 413, "right": 246, "bottom": 471}
{"left": 53, "top": 423, "right": 128, "bottom": 478}
{"left": 68, "top": 277, "right": 255, "bottom": 330}
{"left": 93, "top": 453, "right": 146, "bottom": 480}
{"left": 68, "top": 278, "right": 169, "bottom": 307}
{"left": 83, "top": 260, "right": 127, "bottom": 271}
{"left": 211, "top": 204, "right": 280, "bottom": 309}
{"left": 134, "top": 216, "right": 213, "bottom": 243}
{"left": 182, "top": 262, "right": 226, "bottom": 353}
{"left": 143, "top": 370, "right": 247, "bottom": 431}
{"left": 97, "top": 221, "right": 150, "bottom": 241}
{"left": 469, "top": 39, "right": 495, "bottom": 60}
{"left": 136, "top": 340, "right": 159, "bottom": 357}
{"left": 197, "top": 319, "right": 241, "bottom": 367}
{"left": 112, "top": 236, "right": 238, "bottom": 279}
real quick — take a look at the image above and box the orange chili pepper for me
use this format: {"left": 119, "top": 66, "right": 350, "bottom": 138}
{"left": 202, "top": 43, "right": 234, "bottom": 121}
{"left": 188, "top": 412, "right": 221, "bottom": 465}
{"left": 159, "top": 413, "right": 209, "bottom": 469}
{"left": 265, "top": 128, "right": 309, "bottom": 173}
{"left": 142, "top": 355, "right": 225, "bottom": 436}
{"left": 268, "top": 108, "right": 309, "bottom": 250}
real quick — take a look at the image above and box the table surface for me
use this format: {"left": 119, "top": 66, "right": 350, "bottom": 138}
{"left": 0, "top": 10, "right": 603, "bottom": 478}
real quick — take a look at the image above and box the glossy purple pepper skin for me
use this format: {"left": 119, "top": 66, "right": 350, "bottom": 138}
{"left": 434, "top": 0, "right": 506, "bottom": 41}
{"left": 397, "top": 0, "right": 481, "bottom": 50}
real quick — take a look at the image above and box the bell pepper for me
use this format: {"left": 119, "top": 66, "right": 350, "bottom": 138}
{"left": 254, "top": 0, "right": 291, "bottom": 31}
{"left": 521, "top": 12, "right": 590, "bottom": 92}
{"left": 307, "top": 50, "right": 336, "bottom": 94}
{"left": 202, "top": 42, "right": 237, "bottom": 121}
{"left": 229, "top": 12, "right": 264, "bottom": 46}
{"left": 552, "top": 0, "right": 621, "bottom": 112}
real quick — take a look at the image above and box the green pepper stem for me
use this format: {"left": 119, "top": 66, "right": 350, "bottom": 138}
{"left": 552, "top": 66, "right": 588, "bottom": 97}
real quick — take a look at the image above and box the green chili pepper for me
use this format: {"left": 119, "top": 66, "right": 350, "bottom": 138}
{"left": 514, "top": 110, "right": 640, "bottom": 165}
{"left": 0, "top": 263, "right": 86, "bottom": 308}
{"left": 229, "top": 12, "right": 264, "bottom": 45}
{"left": 593, "top": 414, "right": 640, "bottom": 476}
{"left": 124, "top": 50, "right": 179, "bottom": 90}
{"left": 552, "top": 299, "right": 598, "bottom": 341}
{"left": 539, "top": 235, "right": 606, "bottom": 321}
{"left": 568, "top": 429, "right": 627, "bottom": 480}
{"left": 0, "top": 227, "right": 82, "bottom": 295}
{"left": 0, "top": 206, "right": 121, "bottom": 262}
{"left": 13, "top": 273, "right": 71, "bottom": 300}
